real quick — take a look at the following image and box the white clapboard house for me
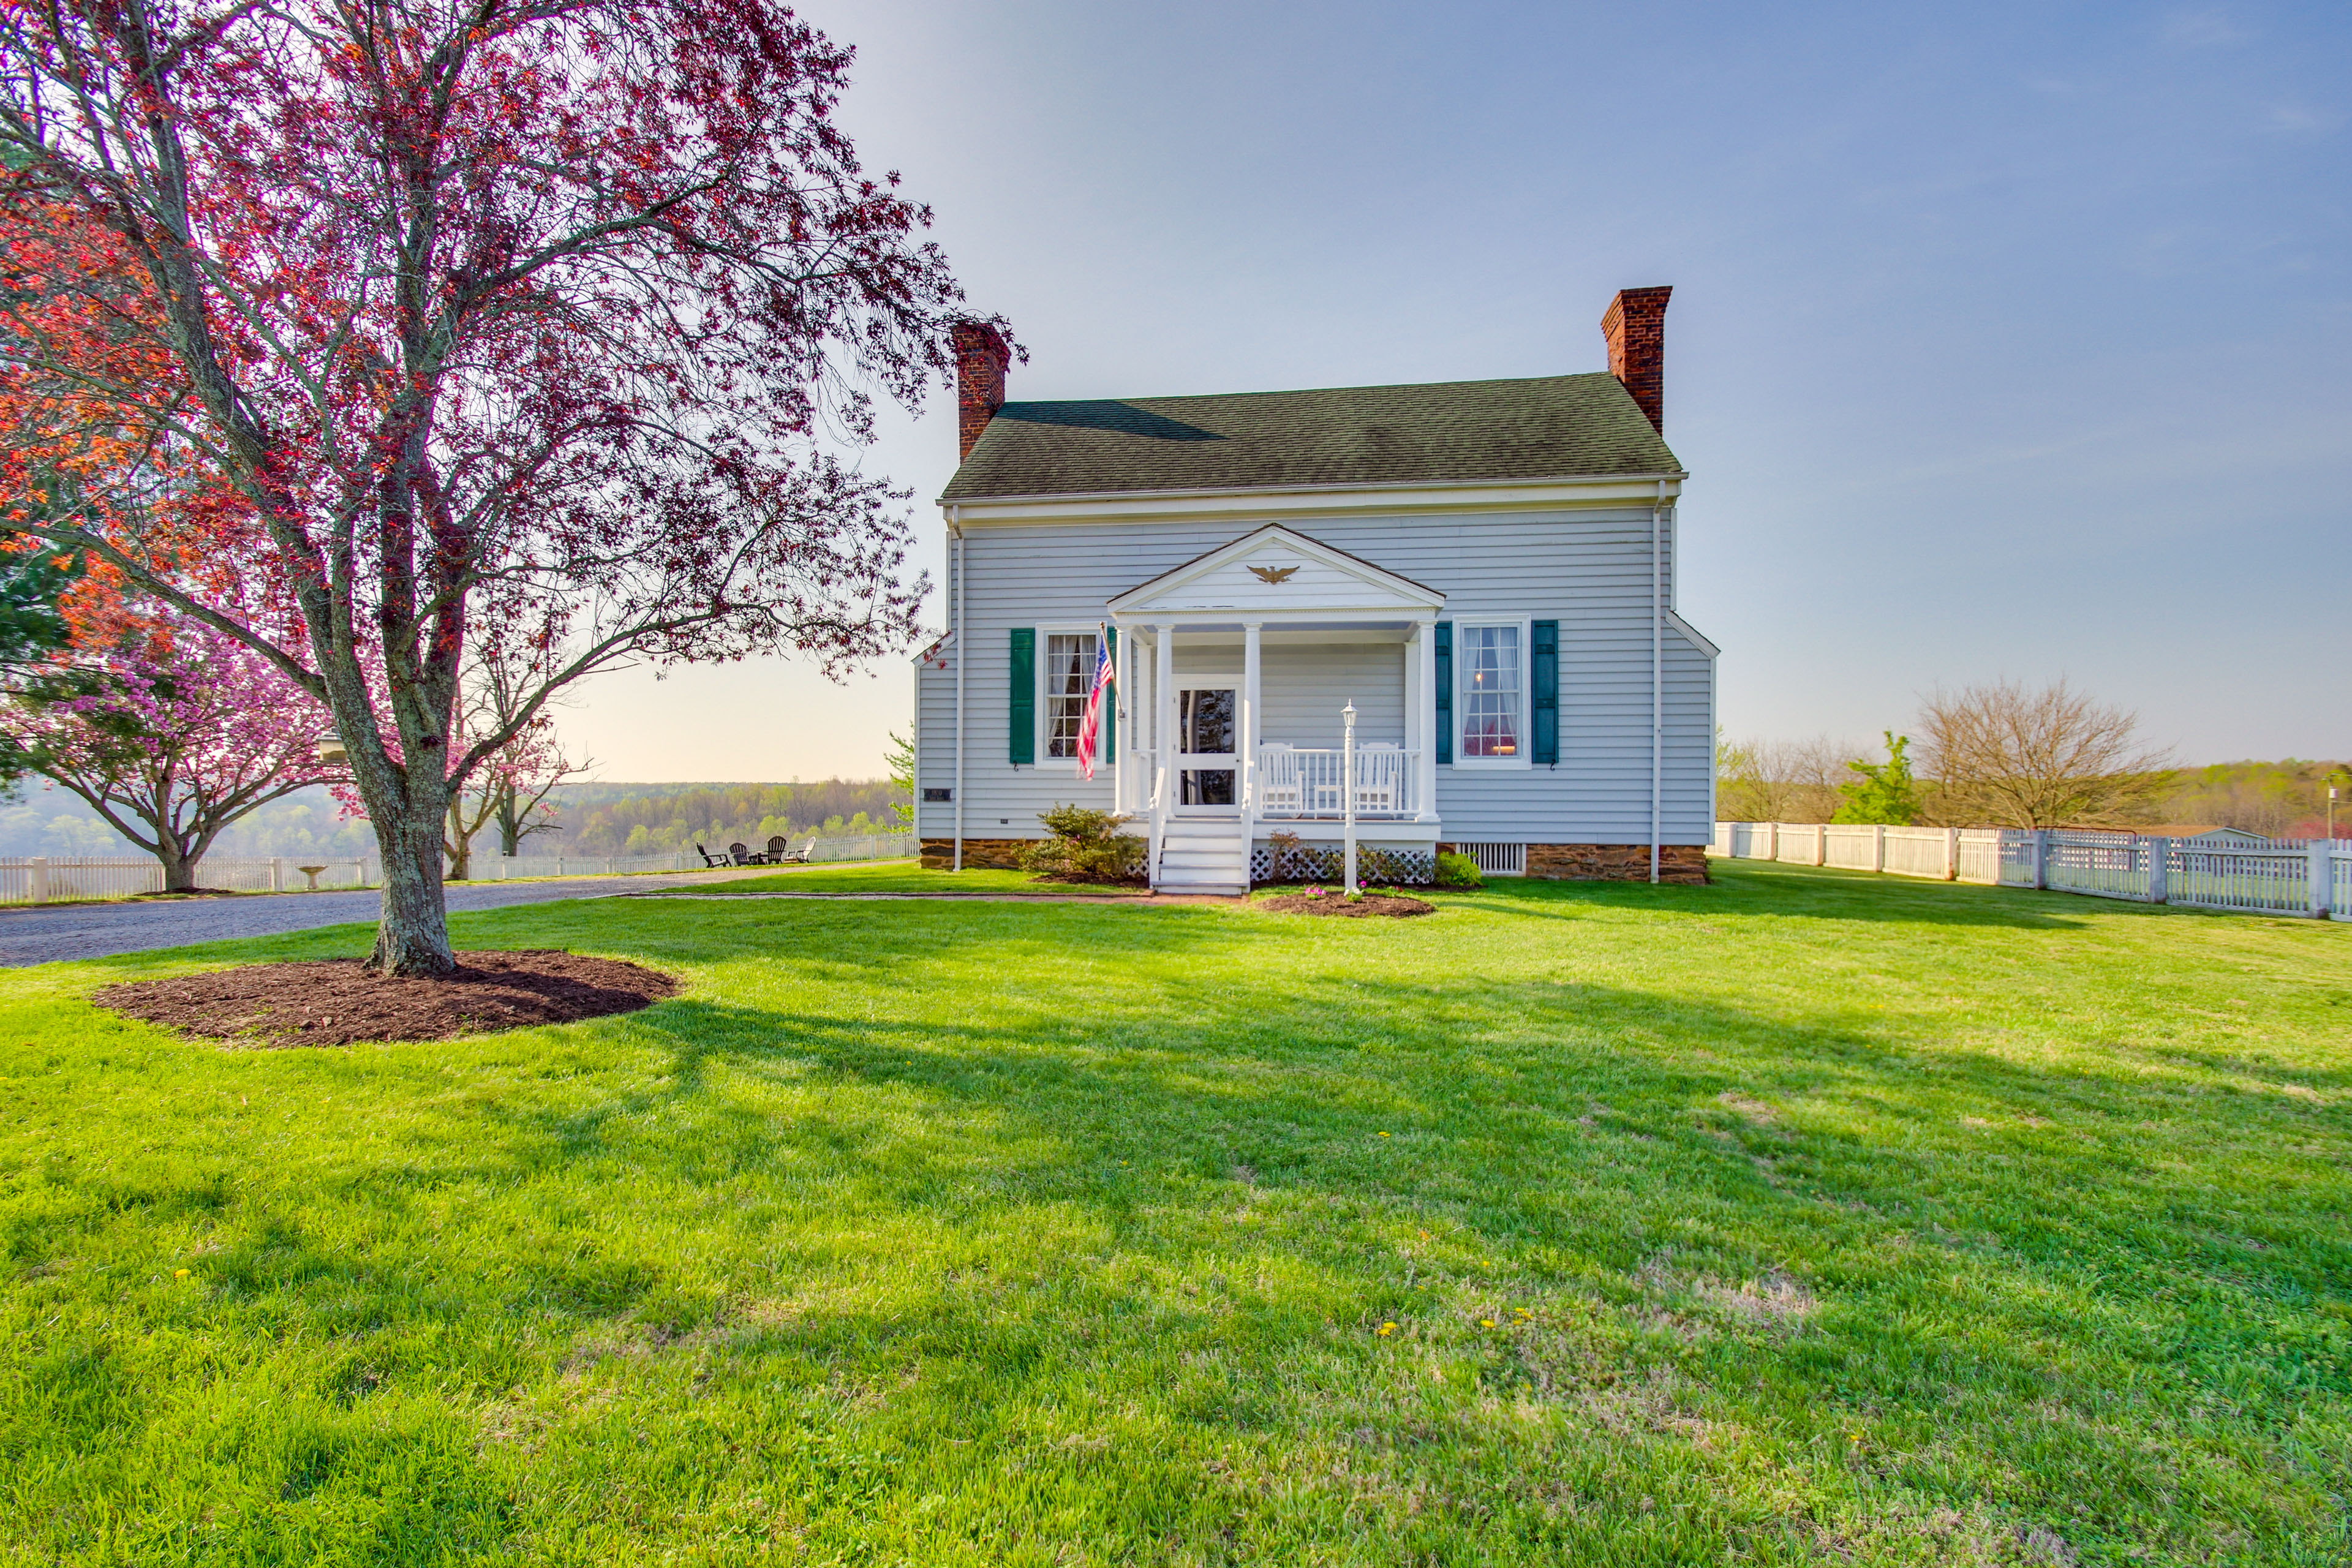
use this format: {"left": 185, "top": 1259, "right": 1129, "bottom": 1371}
{"left": 914, "top": 287, "right": 1717, "bottom": 895}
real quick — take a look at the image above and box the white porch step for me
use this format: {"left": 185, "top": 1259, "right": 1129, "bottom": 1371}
{"left": 1153, "top": 818, "right": 1249, "bottom": 895}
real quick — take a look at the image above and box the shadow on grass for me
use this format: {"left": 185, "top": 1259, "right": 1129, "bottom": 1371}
{"left": 1465, "top": 859, "right": 2100, "bottom": 930}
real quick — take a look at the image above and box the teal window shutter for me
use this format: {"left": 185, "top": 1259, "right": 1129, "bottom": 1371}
{"left": 1101, "top": 626, "right": 1115, "bottom": 756}
{"left": 1531, "top": 619, "right": 1559, "bottom": 765}
{"left": 1009, "top": 628, "right": 1035, "bottom": 766}
{"left": 1434, "top": 622, "right": 1453, "bottom": 766}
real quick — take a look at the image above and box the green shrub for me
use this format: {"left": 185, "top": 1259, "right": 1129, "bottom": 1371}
{"left": 1022, "top": 804, "right": 1146, "bottom": 883}
{"left": 1435, "top": 851, "right": 1483, "bottom": 888}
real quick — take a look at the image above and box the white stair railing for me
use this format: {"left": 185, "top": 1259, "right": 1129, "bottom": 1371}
{"left": 1148, "top": 766, "right": 1167, "bottom": 884}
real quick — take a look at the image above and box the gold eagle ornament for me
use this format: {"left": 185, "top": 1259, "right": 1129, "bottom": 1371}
{"left": 1248, "top": 564, "right": 1299, "bottom": 584}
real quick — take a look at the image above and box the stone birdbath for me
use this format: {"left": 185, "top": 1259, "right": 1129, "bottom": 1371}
{"left": 298, "top": 864, "right": 329, "bottom": 892}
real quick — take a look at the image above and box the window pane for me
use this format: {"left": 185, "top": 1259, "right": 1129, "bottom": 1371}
{"left": 1180, "top": 688, "right": 1235, "bottom": 755}
{"left": 1460, "top": 625, "right": 1520, "bottom": 758}
{"left": 1044, "top": 634, "right": 1095, "bottom": 758}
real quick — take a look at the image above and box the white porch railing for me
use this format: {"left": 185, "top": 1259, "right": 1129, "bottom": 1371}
{"left": 1254, "top": 745, "right": 1421, "bottom": 820}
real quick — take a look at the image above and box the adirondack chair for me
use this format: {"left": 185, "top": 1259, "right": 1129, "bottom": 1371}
{"left": 727, "top": 841, "right": 755, "bottom": 865}
{"left": 765, "top": 835, "right": 790, "bottom": 862}
{"left": 694, "top": 843, "right": 731, "bottom": 869}
{"left": 778, "top": 837, "right": 817, "bottom": 864}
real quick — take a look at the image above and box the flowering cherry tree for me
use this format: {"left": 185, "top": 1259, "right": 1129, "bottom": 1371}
{"left": 0, "top": 0, "right": 999, "bottom": 971}
{"left": 12, "top": 617, "right": 338, "bottom": 890}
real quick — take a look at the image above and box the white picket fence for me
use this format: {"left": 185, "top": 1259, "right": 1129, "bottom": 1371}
{"left": 1712, "top": 823, "right": 2351, "bottom": 920}
{"left": 1712, "top": 822, "right": 2003, "bottom": 884}
{"left": 478, "top": 851, "right": 697, "bottom": 880}
{"left": 1996, "top": 831, "right": 2346, "bottom": 918}
{"left": 0, "top": 832, "right": 916, "bottom": 905}
{"left": 0, "top": 856, "right": 378, "bottom": 904}
{"left": 478, "top": 834, "right": 913, "bottom": 878}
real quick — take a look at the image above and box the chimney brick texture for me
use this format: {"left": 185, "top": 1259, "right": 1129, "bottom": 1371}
{"left": 952, "top": 322, "right": 1011, "bottom": 463}
{"left": 1600, "top": 286, "right": 1672, "bottom": 434}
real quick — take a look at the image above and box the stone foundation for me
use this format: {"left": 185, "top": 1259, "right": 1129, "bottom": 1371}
{"left": 1438, "top": 842, "right": 1709, "bottom": 884}
{"left": 1526, "top": 842, "right": 1709, "bottom": 883}
{"left": 919, "top": 837, "right": 1037, "bottom": 871}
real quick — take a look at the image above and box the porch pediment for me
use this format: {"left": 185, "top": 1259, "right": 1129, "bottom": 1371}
{"left": 1107, "top": 526, "right": 1443, "bottom": 619}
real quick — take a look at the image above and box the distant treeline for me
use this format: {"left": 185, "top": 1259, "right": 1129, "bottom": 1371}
{"left": 547, "top": 780, "right": 906, "bottom": 856}
{"left": 0, "top": 783, "right": 374, "bottom": 859}
{"left": 0, "top": 779, "right": 907, "bottom": 860}
{"left": 2151, "top": 758, "right": 2348, "bottom": 839}
{"left": 1721, "top": 750, "right": 2348, "bottom": 836}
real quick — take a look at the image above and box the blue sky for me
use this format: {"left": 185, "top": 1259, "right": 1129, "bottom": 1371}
{"left": 567, "top": 0, "right": 2350, "bottom": 782}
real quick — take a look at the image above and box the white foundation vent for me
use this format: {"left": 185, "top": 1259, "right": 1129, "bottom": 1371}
{"left": 1453, "top": 842, "right": 1525, "bottom": 876}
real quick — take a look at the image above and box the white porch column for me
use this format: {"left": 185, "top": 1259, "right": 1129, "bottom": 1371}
{"left": 1129, "top": 628, "right": 1155, "bottom": 815}
{"left": 1155, "top": 623, "right": 1177, "bottom": 808}
{"left": 1413, "top": 618, "right": 1439, "bottom": 822}
{"left": 1403, "top": 627, "right": 1422, "bottom": 810}
{"left": 1242, "top": 622, "right": 1262, "bottom": 824}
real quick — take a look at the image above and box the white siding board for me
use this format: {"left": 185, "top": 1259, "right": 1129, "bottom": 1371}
{"left": 1260, "top": 644, "right": 1407, "bottom": 748}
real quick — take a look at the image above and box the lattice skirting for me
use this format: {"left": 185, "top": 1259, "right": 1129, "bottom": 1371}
{"left": 1251, "top": 843, "right": 1436, "bottom": 886}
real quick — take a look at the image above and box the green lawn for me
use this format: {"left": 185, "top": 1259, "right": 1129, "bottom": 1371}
{"left": 3, "top": 862, "right": 2347, "bottom": 1565}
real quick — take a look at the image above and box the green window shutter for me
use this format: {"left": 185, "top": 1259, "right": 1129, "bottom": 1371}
{"left": 1531, "top": 619, "right": 1559, "bottom": 766}
{"left": 1101, "top": 626, "right": 1115, "bottom": 757}
{"left": 1009, "top": 628, "right": 1035, "bottom": 766}
{"left": 1434, "top": 622, "right": 1453, "bottom": 766}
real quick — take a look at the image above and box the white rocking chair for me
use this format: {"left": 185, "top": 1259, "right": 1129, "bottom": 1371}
{"left": 1257, "top": 743, "right": 1303, "bottom": 815}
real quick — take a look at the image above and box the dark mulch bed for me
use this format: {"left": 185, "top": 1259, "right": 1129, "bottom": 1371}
{"left": 93, "top": 949, "right": 678, "bottom": 1047}
{"left": 1256, "top": 892, "right": 1436, "bottom": 918}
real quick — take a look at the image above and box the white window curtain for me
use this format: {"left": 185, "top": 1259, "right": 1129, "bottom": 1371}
{"left": 1044, "top": 633, "right": 1097, "bottom": 759}
{"left": 1460, "top": 625, "right": 1521, "bottom": 759}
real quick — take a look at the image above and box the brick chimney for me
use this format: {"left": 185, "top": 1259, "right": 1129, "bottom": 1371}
{"left": 952, "top": 321, "right": 1011, "bottom": 462}
{"left": 1600, "top": 286, "right": 1672, "bottom": 433}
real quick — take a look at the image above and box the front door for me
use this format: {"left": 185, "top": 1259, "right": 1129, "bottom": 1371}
{"left": 1174, "top": 680, "right": 1239, "bottom": 813}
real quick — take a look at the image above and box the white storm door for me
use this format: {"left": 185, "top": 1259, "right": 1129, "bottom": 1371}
{"left": 1173, "top": 679, "right": 1240, "bottom": 814}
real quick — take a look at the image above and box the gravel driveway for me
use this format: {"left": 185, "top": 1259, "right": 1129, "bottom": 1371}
{"left": 0, "top": 865, "right": 802, "bottom": 968}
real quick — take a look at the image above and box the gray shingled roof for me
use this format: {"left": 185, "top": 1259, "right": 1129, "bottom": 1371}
{"left": 939, "top": 372, "right": 1680, "bottom": 501}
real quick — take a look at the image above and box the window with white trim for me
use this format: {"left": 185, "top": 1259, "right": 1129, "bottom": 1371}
{"left": 1043, "top": 632, "right": 1098, "bottom": 761}
{"left": 1457, "top": 623, "right": 1524, "bottom": 761}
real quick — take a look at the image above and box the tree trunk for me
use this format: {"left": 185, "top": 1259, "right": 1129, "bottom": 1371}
{"left": 496, "top": 783, "right": 522, "bottom": 856}
{"left": 156, "top": 840, "right": 198, "bottom": 892}
{"left": 446, "top": 798, "right": 472, "bottom": 881}
{"left": 371, "top": 783, "right": 456, "bottom": 975}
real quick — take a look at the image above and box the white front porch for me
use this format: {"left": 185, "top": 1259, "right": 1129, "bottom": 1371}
{"left": 1106, "top": 526, "right": 1447, "bottom": 893}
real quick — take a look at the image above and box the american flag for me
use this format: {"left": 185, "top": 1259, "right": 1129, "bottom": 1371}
{"left": 1075, "top": 626, "right": 1116, "bottom": 780}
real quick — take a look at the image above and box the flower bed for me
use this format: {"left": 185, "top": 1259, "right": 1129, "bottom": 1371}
{"left": 1255, "top": 886, "right": 1434, "bottom": 918}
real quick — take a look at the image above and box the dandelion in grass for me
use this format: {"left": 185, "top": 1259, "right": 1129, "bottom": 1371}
{"left": 1378, "top": 1322, "right": 1396, "bottom": 1337}
{"left": 1378, "top": 1131, "right": 1390, "bottom": 1137}
{"left": 1479, "top": 1317, "right": 1496, "bottom": 1328}
{"left": 173, "top": 1268, "right": 188, "bottom": 1278}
